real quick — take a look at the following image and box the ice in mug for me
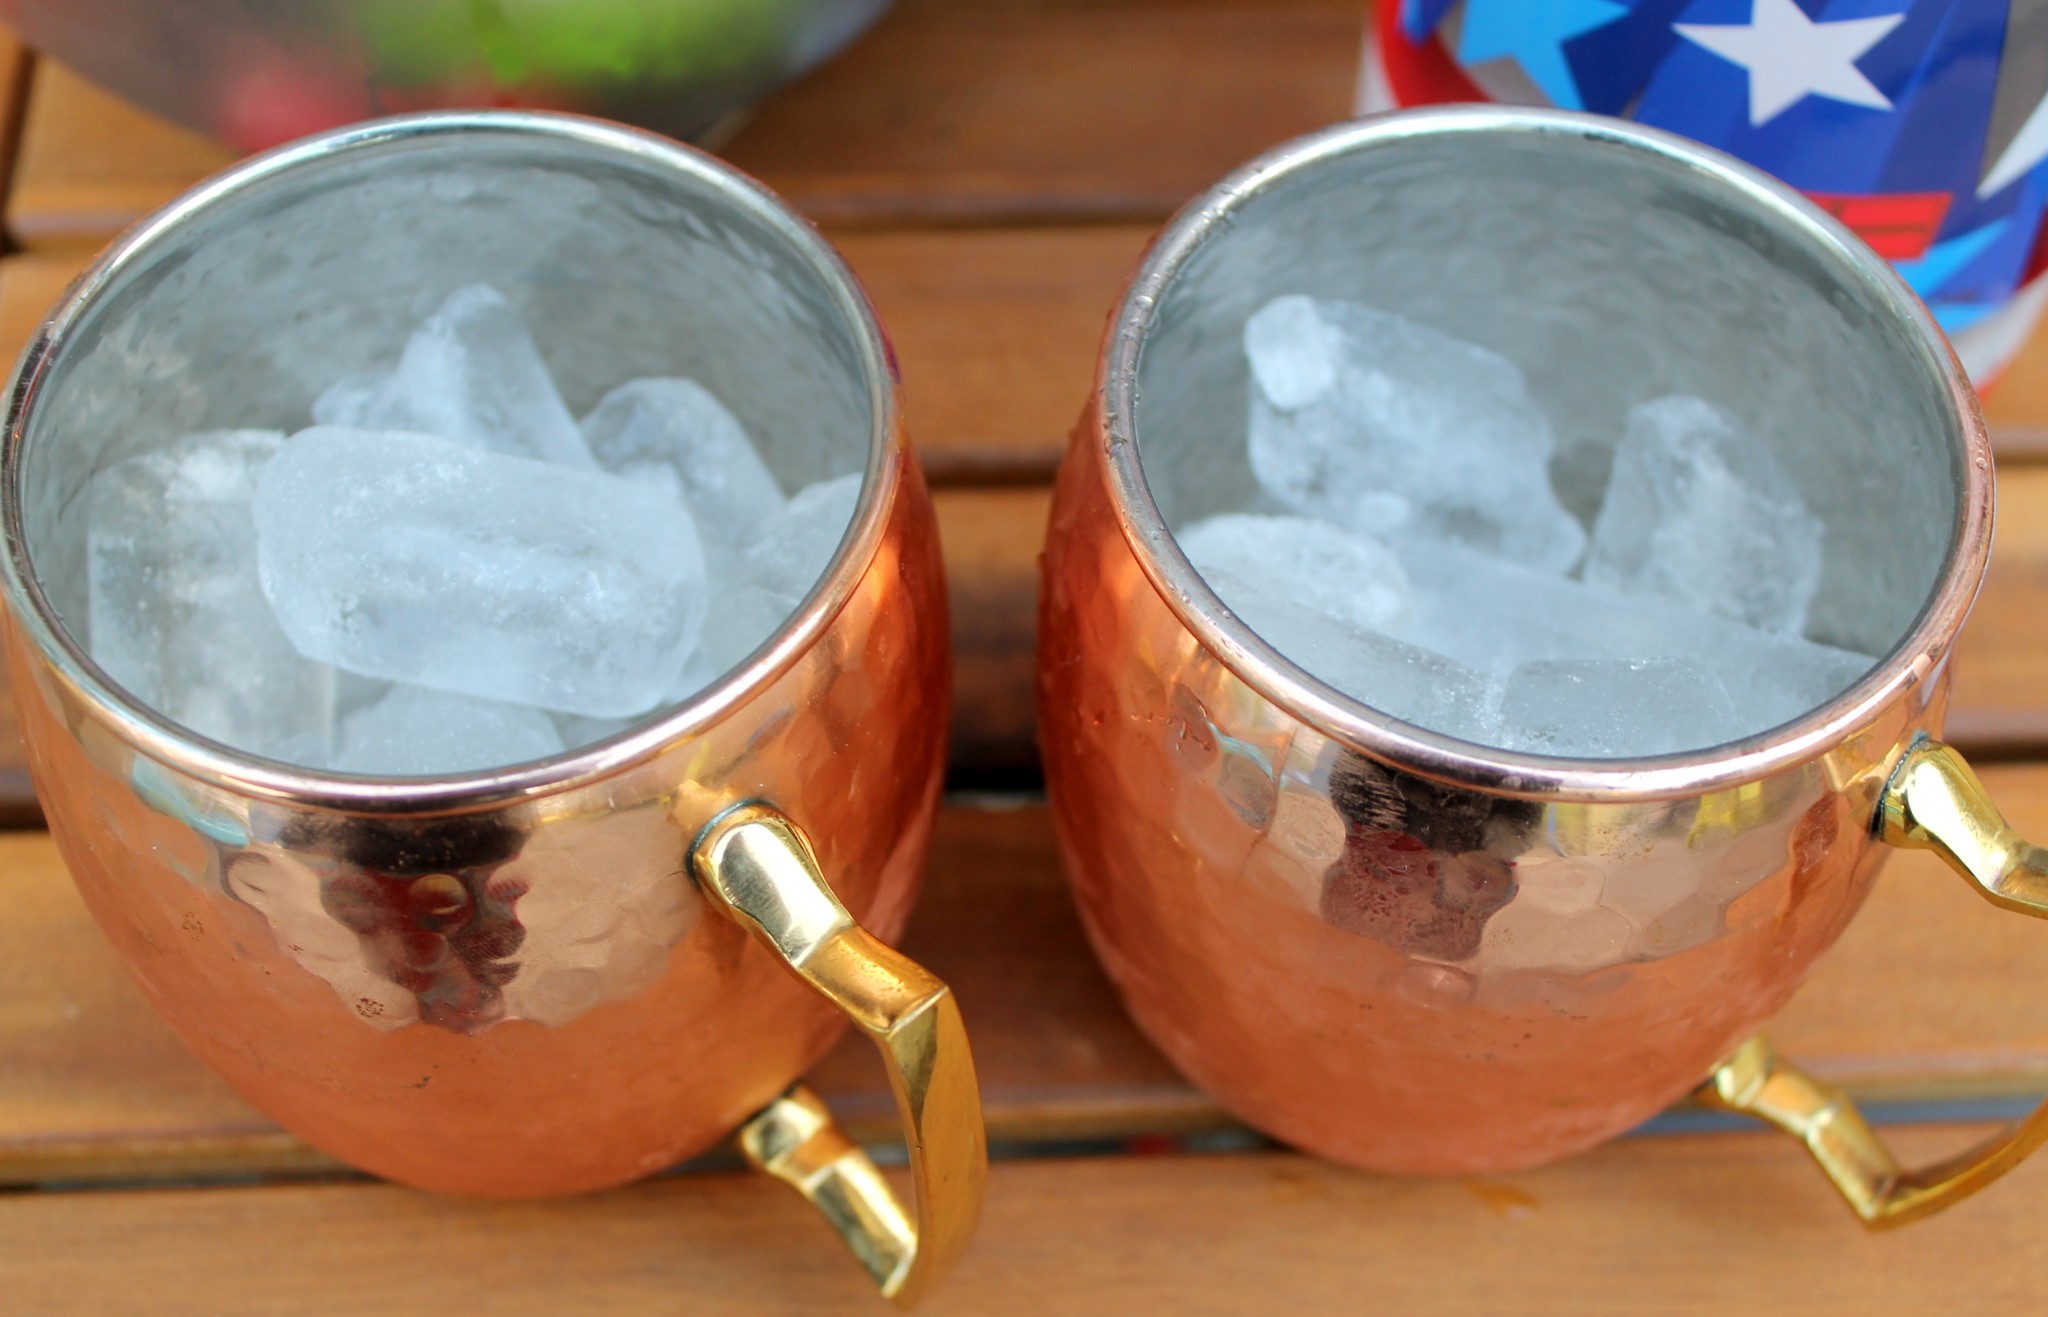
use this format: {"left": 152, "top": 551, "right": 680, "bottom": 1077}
{"left": 86, "top": 284, "right": 860, "bottom": 773}
{"left": 1166, "top": 294, "right": 1875, "bottom": 758}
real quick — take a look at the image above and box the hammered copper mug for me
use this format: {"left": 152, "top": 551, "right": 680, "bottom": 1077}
{"left": 1039, "top": 107, "right": 2048, "bottom": 1224}
{"left": 0, "top": 112, "right": 981, "bottom": 1303}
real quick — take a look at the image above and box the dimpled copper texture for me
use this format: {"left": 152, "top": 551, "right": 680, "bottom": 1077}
{"left": 0, "top": 113, "right": 950, "bottom": 1196}
{"left": 1037, "top": 109, "right": 1988, "bottom": 1174}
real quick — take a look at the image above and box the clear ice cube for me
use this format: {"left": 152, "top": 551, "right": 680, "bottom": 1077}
{"left": 335, "top": 684, "right": 566, "bottom": 776}
{"left": 697, "top": 583, "right": 803, "bottom": 676}
{"left": 579, "top": 378, "right": 787, "bottom": 577}
{"left": 310, "top": 285, "right": 595, "bottom": 468}
{"left": 1386, "top": 536, "right": 1873, "bottom": 736}
{"left": 697, "top": 473, "right": 862, "bottom": 674}
{"left": 1202, "top": 566, "right": 1503, "bottom": 744}
{"left": 310, "top": 371, "right": 385, "bottom": 429}
{"left": 1176, "top": 513, "right": 1411, "bottom": 632}
{"left": 254, "top": 426, "right": 706, "bottom": 717}
{"left": 747, "top": 473, "right": 862, "bottom": 592}
{"left": 1500, "top": 657, "right": 1744, "bottom": 758}
{"left": 1244, "top": 295, "right": 1586, "bottom": 572}
{"left": 87, "top": 429, "right": 336, "bottom": 762}
{"left": 1244, "top": 293, "right": 1338, "bottom": 408}
{"left": 1715, "top": 638, "right": 1874, "bottom": 734}
{"left": 1584, "top": 395, "right": 1823, "bottom": 636}
{"left": 551, "top": 712, "right": 641, "bottom": 748}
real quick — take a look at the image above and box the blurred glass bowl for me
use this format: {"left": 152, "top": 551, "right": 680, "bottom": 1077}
{"left": 0, "top": 0, "right": 891, "bottom": 151}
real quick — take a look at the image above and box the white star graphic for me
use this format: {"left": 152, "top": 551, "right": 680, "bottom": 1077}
{"left": 1980, "top": 93, "right": 2048, "bottom": 198}
{"left": 1676, "top": 0, "right": 1906, "bottom": 127}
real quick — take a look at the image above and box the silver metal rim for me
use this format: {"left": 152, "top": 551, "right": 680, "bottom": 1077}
{"left": 1098, "top": 105, "right": 1993, "bottom": 803}
{"left": 0, "top": 109, "right": 903, "bottom": 812}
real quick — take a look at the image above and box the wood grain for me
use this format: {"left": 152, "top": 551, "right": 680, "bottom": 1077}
{"left": 934, "top": 489, "right": 1047, "bottom": 784}
{"left": 1947, "top": 464, "right": 2048, "bottom": 757}
{"left": 5, "top": 59, "right": 228, "bottom": 247}
{"left": 720, "top": 0, "right": 1361, "bottom": 227}
{"left": 1984, "top": 304, "right": 2048, "bottom": 438}
{"left": 8, "top": 768, "right": 2048, "bottom": 1185}
{"left": 3, "top": 1124, "right": 2047, "bottom": 1314}
{"left": 840, "top": 224, "right": 1142, "bottom": 485}
{"left": 3, "top": 1, "right": 1361, "bottom": 245}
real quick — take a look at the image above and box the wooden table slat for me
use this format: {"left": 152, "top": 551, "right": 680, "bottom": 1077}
{"left": 4, "top": 1126, "right": 2047, "bottom": 1314}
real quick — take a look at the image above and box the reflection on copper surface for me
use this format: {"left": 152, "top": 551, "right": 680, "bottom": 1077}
{"left": 8, "top": 444, "right": 949, "bottom": 1195}
{"left": 1040, "top": 428, "right": 1929, "bottom": 1174}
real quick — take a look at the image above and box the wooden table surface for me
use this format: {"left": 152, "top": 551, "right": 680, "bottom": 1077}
{"left": 3, "top": 4, "right": 2048, "bottom": 1312}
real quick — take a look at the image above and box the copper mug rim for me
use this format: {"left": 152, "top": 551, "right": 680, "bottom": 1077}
{"left": 1095, "top": 104, "right": 1993, "bottom": 805}
{"left": 0, "top": 109, "right": 903, "bottom": 816}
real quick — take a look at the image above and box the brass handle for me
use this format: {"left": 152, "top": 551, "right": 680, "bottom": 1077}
{"left": 1697, "top": 738, "right": 2048, "bottom": 1227}
{"left": 690, "top": 802, "right": 987, "bottom": 1305}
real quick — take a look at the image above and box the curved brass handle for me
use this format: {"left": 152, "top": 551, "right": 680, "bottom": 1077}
{"left": 690, "top": 803, "right": 987, "bottom": 1305}
{"left": 1697, "top": 738, "right": 2048, "bottom": 1227}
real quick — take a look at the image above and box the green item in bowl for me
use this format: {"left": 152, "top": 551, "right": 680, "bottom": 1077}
{"left": 363, "top": 0, "right": 825, "bottom": 91}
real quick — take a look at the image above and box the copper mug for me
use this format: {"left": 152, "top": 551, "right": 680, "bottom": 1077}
{"left": 1039, "top": 107, "right": 2048, "bottom": 1225}
{"left": 0, "top": 112, "right": 982, "bottom": 1302}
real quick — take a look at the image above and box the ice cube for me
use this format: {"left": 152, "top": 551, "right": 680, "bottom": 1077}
{"left": 1715, "top": 637, "right": 1874, "bottom": 732}
{"left": 88, "top": 429, "right": 336, "bottom": 762}
{"left": 1584, "top": 396, "right": 1823, "bottom": 636}
{"left": 1244, "top": 295, "right": 1586, "bottom": 573}
{"left": 254, "top": 427, "right": 706, "bottom": 717}
{"left": 1244, "top": 293, "right": 1338, "bottom": 408}
{"left": 335, "top": 684, "right": 565, "bottom": 776}
{"left": 669, "top": 645, "right": 726, "bottom": 701}
{"left": 696, "top": 584, "right": 801, "bottom": 676}
{"left": 312, "top": 285, "right": 595, "bottom": 468}
{"left": 579, "top": 378, "right": 786, "bottom": 576}
{"left": 552, "top": 711, "right": 646, "bottom": 749}
{"left": 1202, "top": 567, "right": 1502, "bottom": 744}
{"left": 745, "top": 473, "right": 862, "bottom": 593}
{"left": 1500, "top": 658, "right": 1744, "bottom": 758}
{"left": 697, "top": 473, "right": 863, "bottom": 674}
{"left": 310, "top": 371, "right": 385, "bottom": 429}
{"left": 1175, "top": 513, "right": 1410, "bottom": 632}
{"left": 1385, "top": 537, "right": 1874, "bottom": 736}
